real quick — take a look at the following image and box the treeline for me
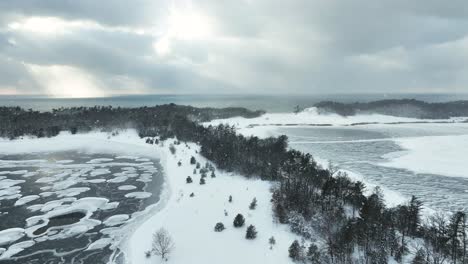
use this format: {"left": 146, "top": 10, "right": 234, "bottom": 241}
{"left": 314, "top": 99, "right": 468, "bottom": 119}
{"left": 1, "top": 104, "right": 467, "bottom": 263}
{"left": 0, "top": 105, "right": 263, "bottom": 139}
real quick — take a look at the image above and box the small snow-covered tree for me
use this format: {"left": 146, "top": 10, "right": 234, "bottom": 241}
{"left": 190, "top": 156, "right": 196, "bottom": 164}
{"left": 228, "top": 195, "right": 233, "bottom": 203}
{"left": 412, "top": 249, "right": 426, "bottom": 264}
{"left": 169, "top": 144, "right": 176, "bottom": 155}
{"left": 189, "top": 192, "right": 195, "bottom": 197}
{"left": 233, "top": 214, "right": 245, "bottom": 227}
{"left": 249, "top": 197, "right": 258, "bottom": 210}
{"left": 200, "top": 178, "right": 206, "bottom": 185}
{"left": 307, "top": 243, "right": 320, "bottom": 264}
{"left": 211, "top": 171, "right": 216, "bottom": 178}
{"left": 269, "top": 236, "right": 276, "bottom": 249}
{"left": 193, "top": 168, "right": 197, "bottom": 174}
{"left": 289, "top": 240, "right": 303, "bottom": 261}
{"left": 196, "top": 162, "right": 201, "bottom": 169}
{"left": 246, "top": 225, "right": 257, "bottom": 239}
{"left": 186, "top": 176, "right": 193, "bottom": 183}
{"left": 177, "top": 160, "right": 182, "bottom": 167}
{"left": 214, "top": 222, "right": 225, "bottom": 232}
{"left": 152, "top": 228, "right": 174, "bottom": 260}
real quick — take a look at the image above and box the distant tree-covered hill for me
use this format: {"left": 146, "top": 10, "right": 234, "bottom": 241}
{"left": 314, "top": 99, "right": 468, "bottom": 119}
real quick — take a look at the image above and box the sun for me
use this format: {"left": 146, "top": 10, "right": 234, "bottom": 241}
{"left": 167, "top": 6, "right": 214, "bottom": 40}
{"left": 153, "top": 4, "right": 215, "bottom": 56}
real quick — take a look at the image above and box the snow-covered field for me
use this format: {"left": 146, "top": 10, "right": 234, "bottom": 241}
{"left": 124, "top": 141, "right": 300, "bottom": 264}
{"left": 0, "top": 130, "right": 300, "bottom": 263}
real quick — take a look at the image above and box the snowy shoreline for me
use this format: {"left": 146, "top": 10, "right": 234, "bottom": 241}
{"left": 205, "top": 110, "right": 468, "bottom": 216}
{"left": 123, "top": 139, "right": 301, "bottom": 264}
{"left": 0, "top": 130, "right": 301, "bottom": 263}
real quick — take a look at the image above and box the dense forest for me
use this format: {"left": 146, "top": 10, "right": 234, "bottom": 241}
{"left": 314, "top": 99, "right": 468, "bottom": 119}
{"left": 1, "top": 104, "right": 466, "bottom": 263}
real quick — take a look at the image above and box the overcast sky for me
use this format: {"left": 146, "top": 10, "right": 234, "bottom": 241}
{"left": 0, "top": 0, "right": 467, "bottom": 97}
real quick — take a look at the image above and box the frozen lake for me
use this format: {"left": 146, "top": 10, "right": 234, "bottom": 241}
{"left": 0, "top": 151, "right": 163, "bottom": 263}
{"left": 278, "top": 123, "right": 468, "bottom": 213}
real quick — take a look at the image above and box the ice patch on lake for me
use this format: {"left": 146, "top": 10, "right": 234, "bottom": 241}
{"left": 382, "top": 135, "right": 468, "bottom": 178}
{"left": 14, "top": 195, "right": 40, "bottom": 206}
{"left": 118, "top": 185, "right": 137, "bottom": 191}
{"left": 124, "top": 192, "right": 152, "bottom": 199}
{"left": 0, "top": 240, "right": 35, "bottom": 260}
{"left": 0, "top": 228, "right": 25, "bottom": 247}
{"left": 103, "top": 214, "right": 130, "bottom": 227}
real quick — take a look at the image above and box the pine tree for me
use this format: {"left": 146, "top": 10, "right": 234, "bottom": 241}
{"left": 249, "top": 197, "right": 258, "bottom": 210}
{"left": 190, "top": 156, "right": 196, "bottom": 164}
{"left": 200, "top": 178, "right": 206, "bottom": 185}
{"left": 289, "top": 240, "right": 302, "bottom": 261}
{"left": 177, "top": 160, "right": 182, "bottom": 166}
{"left": 233, "top": 214, "right": 245, "bottom": 227}
{"left": 307, "top": 243, "right": 320, "bottom": 264}
{"left": 246, "top": 225, "right": 257, "bottom": 239}
{"left": 229, "top": 195, "right": 232, "bottom": 203}
{"left": 211, "top": 171, "right": 216, "bottom": 178}
{"left": 269, "top": 236, "right": 276, "bottom": 249}
{"left": 186, "top": 176, "right": 193, "bottom": 183}
{"left": 214, "top": 222, "right": 225, "bottom": 232}
{"left": 412, "top": 249, "right": 426, "bottom": 264}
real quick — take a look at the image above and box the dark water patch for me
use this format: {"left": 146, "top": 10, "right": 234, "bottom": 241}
{"left": 33, "top": 212, "right": 86, "bottom": 236}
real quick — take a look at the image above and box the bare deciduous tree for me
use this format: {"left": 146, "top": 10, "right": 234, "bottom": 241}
{"left": 152, "top": 228, "right": 175, "bottom": 260}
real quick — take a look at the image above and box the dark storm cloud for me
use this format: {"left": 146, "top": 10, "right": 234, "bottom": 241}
{"left": 0, "top": 0, "right": 467, "bottom": 95}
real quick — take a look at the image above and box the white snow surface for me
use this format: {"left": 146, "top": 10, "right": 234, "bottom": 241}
{"left": 124, "top": 141, "right": 300, "bottom": 264}
{"left": 0, "top": 130, "right": 299, "bottom": 263}
{"left": 381, "top": 134, "right": 468, "bottom": 178}
{"left": 205, "top": 107, "right": 466, "bottom": 137}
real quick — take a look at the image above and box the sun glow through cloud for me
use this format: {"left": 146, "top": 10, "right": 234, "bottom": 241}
{"left": 27, "top": 64, "right": 107, "bottom": 98}
{"left": 153, "top": 4, "right": 215, "bottom": 56}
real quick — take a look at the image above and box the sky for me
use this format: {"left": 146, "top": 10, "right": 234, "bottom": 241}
{"left": 0, "top": 0, "right": 468, "bottom": 98}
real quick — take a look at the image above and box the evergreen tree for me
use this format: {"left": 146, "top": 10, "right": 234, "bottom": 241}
{"left": 246, "top": 225, "right": 257, "bottom": 239}
{"left": 229, "top": 195, "right": 232, "bottom": 203}
{"left": 196, "top": 162, "right": 201, "bottom": 169}
{"left": 249, "top": 197, "right": 258, "bottom": 210}
{"left": 177, "top": 160, "right": 182, "bottom": 166}
{"left": 214, "top": 222, "right": 225, "bottom": 232}
{"left": 233, "top": 214, "right": 245, "bottom": 227}
{"left": 190, "top": 156, "right": 196, "bottom": 164}
{"left": 211, "top": 171, "right": 216, "bottom": 178}
{"left": 186, "top": 176, "right": 193, "bottom": 183}
{"left": 200, "top": 178, "right": 206, "bottom": 185}
{"left": 289, "top": 240, "right": 303, "bottom": 261}
{"left": 269, "top": 236, "right": 276, "bottom": 249}
{"left": 412, "top": 249, "right": 426, "bottom": 264}
{"left": 307, "top": 243, "right": 321, "bottom": 263}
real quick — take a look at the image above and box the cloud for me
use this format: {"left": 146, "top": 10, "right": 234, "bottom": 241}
{"left": 1, "top": 0, "right": 468, "bottom": 96}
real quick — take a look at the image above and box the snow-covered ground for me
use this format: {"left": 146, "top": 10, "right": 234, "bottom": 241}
{"left": 381, "top": 134, "right": 468, "bottom": 178}
{"left": 206, "top": 107, "right": 467, "bottom": 137}
{"left": 124, "top": 141, "right": 300, "bottom": 264}
{"left": 0, "top": 130, "right": 300, "bottom": 263}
